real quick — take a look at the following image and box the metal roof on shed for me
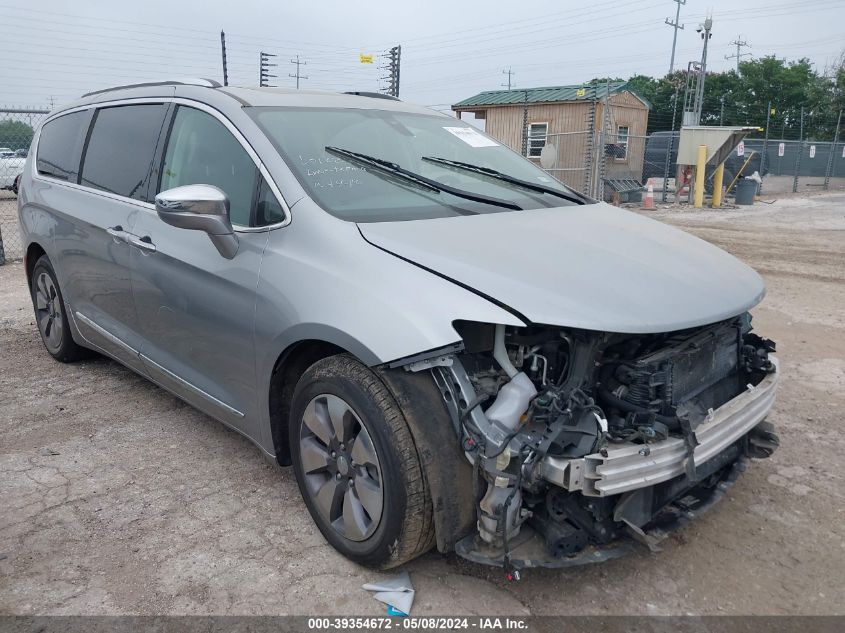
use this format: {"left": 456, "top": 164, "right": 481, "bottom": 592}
{"left": 452, "top": 81, "right": 642, "bottom": 108}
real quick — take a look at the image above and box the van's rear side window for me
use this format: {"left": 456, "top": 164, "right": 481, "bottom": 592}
{"left": 80, "top": 104, "right": 168, "bottom": 201}
{"left": 36, "top": 111, "right": 89, "bottom": 182}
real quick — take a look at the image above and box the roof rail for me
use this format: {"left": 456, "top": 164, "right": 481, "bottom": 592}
{"left": 81, "top": 78, "right": 222, "bottom": 98}
{"left": 343, "top": 91, "right": 400, "bottom": 101}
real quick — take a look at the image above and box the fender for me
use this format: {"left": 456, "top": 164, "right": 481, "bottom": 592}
{"left": 377, "top": 365, "right": 476, "bottom": 553}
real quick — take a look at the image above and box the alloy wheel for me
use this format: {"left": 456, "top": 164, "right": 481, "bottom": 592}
{"left": 34, "top": 271, "right": 63, "bottom": 353}
{"left": 298, "top": 393, "right": 384, "bottom": 541}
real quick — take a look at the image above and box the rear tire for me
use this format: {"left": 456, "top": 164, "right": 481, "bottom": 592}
{"left": 30, "top": 255, "right": 93, "bottom": 362}
{"left": 289, "top": 354, "right": 435, "bottom": 569}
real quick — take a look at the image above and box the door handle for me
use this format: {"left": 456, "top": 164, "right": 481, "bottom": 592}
{"left": 106, "top": 225, "right": 129, "bottom": 242}
{"left": 126, "top": 234, "right": 157, "bottom": 253}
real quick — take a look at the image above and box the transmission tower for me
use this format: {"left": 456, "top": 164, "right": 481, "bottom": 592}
{"left": 259, "top": 52, "right": 277, "bottom": 87}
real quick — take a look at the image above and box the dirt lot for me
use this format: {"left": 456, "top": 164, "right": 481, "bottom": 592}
{"left": 1, "top": 192, "right": 844, "bottom": 616}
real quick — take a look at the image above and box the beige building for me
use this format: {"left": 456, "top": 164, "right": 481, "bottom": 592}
{"left": 452, "top": 81, "right": 650, "bottom": 193}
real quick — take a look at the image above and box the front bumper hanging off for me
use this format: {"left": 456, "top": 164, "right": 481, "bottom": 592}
{"left": 539, "top": 358, "right": 778, "bottom": 497}
{"left": 456, "top": 359, "right": 779, "bottom": 570}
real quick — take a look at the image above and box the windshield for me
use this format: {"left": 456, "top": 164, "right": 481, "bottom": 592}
{"left": 247, "top": 106, "right": 590, "bottom": 222}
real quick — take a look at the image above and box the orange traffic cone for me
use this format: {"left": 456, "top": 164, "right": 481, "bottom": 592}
{"left": 642, "top": 180, "right": 655, "bottom": 210}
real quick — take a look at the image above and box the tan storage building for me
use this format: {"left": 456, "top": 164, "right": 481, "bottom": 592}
{"left": 452, "top": 81, "right": 650, "bottom": 193}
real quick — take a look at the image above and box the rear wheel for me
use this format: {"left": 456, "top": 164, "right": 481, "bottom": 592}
{"left": 30, "top": 255, "right": 92, "bottom": 362}
{"left": 289, "top": 354, "right": 435, "bottom": 568}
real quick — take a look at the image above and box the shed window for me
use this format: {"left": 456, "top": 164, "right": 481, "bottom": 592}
{"left": 527, "top": 122, "right": 548, "bottom": 157}
{"left": 616, "top": 125, "right": 629, "bottom": 160}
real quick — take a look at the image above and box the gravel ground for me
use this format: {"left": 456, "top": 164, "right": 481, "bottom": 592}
{"left": 1, "top": 192, "right": 843, "bottom": 616}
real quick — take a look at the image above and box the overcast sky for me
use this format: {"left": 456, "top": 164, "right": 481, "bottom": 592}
{"left": 1, "top": 0, "right": 843, "bottom": 115}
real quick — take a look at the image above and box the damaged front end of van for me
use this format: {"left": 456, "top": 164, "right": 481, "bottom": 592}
{"left": 393, "top": 317, "right": 778, "bottom": 571}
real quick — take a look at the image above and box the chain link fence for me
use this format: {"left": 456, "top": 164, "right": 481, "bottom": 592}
{"left": 534, "top": 104, "right": 844, "bottom": 202}
{"left": 539, "top": 128, "right": 649, "bottom": 201}
{"left": 0, "top": 107, "right": 49, "bottom": 265}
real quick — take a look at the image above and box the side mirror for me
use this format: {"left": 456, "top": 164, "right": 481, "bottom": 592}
{"left": 154, "top": 184, "right": 239, "bottom": 259}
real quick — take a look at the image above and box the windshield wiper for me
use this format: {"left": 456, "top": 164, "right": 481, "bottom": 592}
{"left": 325, "top": 147, "right": 523, "bottom": 211}
{"left": 421, "top": 156, "right": 588, "bottom": 205}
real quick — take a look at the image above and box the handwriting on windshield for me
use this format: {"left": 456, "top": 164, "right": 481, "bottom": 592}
{"left": 299, "top": 154, "right": 366, "bottom": 188}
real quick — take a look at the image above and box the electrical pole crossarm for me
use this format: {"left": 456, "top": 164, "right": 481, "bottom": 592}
{"left": 665, "top": 0, "right": 687, "bottom": 74}
{"left": 726, "top": 36, "right": 751, "bottom": 72}
{"left": 289, "top": 55, "right": 308, "bottom": 89}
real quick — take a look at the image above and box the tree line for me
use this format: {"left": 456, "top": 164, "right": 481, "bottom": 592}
{"left": 601, "top": 54, "right": 844, "bottom": 140}
{"left": 0, "top": 120, "right": 35, "bottom": 151}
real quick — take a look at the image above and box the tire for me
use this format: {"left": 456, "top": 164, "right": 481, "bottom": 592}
{"left": 289, "top": 354, "right": 435, "bottom": 569}
{"left": 30, "top": 255, "right": 92, "bottom": 362}
{"left": 12, "top": 174, "right": 20, "bottom": 195}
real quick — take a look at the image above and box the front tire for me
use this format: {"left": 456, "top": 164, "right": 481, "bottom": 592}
{"left": 30, "top": 255, "right": 92, "bottom": 362}
{"left": 289, "top": 354, "right": 435, "bottom": 569}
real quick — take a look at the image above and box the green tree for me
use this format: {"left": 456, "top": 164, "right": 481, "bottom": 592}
{"left": 733, "top": 56, "right": 831, "bottom": 138}
{"left": 0, "top": 119, "right": 34, "bottom": 150}
{"left": 623, "top": 56, "right": 841, "bottom": 139}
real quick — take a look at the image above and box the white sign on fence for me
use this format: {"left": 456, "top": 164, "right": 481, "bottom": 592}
{"left": 809, "top": 145, "right": 816, "bottom": 158}
{"left": 736, "top": 141, "right": 745, "bottom": 156}
{"left": 778, "top": 142, "right": 785, "bottom": 157}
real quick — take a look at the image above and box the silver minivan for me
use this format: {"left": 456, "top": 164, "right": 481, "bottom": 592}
{"left": 18, "top": 79, "right": 779, "bottom": 572}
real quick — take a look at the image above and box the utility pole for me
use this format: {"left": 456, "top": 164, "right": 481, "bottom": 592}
{"left": 259, "top": 52, "right": 277, "bottom": 87}
{"left": 289, "top": 55, "right": 308, "bottom": 89}
{"left": 719, "top": 95, "right": 726, "bottom": 125}
{"left": 382, "top": 46, "right": 401, "bottom": 98}
{"left": 220, "top": 31, "right": 228, "bottom": 86}
{"left": 665, "top": 0, "right": 686, "bottom": 74}
{"left": 501, "top": 67, "right": 515, "bottom": 91}
{"left": 725, "top": 36, "right": 751, "bottom": 73}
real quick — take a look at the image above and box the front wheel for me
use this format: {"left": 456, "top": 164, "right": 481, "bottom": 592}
{"left": 289, "top": 354, "right": 435, "bottom": 569}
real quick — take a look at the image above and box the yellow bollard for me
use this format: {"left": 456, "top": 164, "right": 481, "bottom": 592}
{"left": 711, "top": 163, "right": 724, "bottom": 208}
{"left": 693, "top": 144, "right": 706, "bottom": 208}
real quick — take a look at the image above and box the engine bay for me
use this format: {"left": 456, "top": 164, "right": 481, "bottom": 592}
{"left": 416, "top": 314, "right": 778, "bottom": 572}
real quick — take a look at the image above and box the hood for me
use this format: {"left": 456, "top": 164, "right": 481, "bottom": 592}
{"left": 358, "top": 202, "right": 765, "bottom": 334}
